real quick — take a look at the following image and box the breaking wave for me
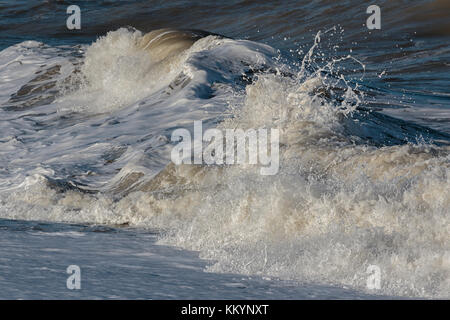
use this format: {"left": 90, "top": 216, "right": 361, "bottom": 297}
{"left": 0, "top": 27, "right": 448, "bottom": 298}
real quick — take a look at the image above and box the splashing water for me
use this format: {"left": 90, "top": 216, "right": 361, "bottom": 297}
{"left": 0, "top": 26, "right": 449, "bottom": 298}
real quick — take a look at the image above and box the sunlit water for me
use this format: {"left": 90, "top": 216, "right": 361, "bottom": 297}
{"left": 0, "top": 0, "right": 448, "bottom": 299}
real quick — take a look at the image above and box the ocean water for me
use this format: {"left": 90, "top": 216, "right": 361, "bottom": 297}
{"left": 0, "top": 0, "right": 449, "bottom": 299}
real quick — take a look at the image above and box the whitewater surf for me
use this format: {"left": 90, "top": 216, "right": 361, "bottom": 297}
{"left": 0, "top": 1, "right": 449, "bottom": 300}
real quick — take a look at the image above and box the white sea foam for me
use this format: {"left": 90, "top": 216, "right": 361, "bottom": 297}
{"left": 0, "top": 28, "right": 448, "bottom": 298}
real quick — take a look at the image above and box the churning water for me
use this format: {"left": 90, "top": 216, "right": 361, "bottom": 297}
{"left": 0, "top": 0, "right": 449, "bottom": 298}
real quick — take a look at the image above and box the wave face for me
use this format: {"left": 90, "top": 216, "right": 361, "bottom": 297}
{"left": 0, "top": 24, "right": 449, "bottom": 298}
